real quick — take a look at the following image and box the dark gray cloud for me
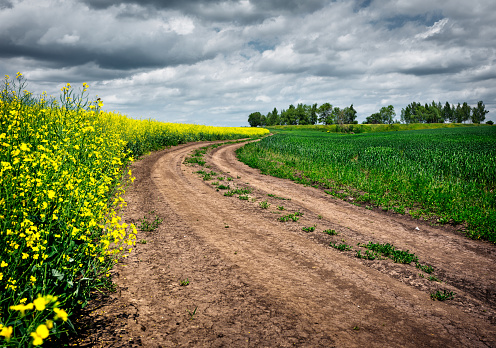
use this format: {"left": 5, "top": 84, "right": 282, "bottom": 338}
{"left": 1, "top": 0, "right": 495, "bottom": 126}
{"left": 83, "top": 0, "right": 329, "bottom": 14}
{"left": 82, "top": 0, "right": 220, "bottom": 10}
{"left": 399, "top": 64, "right": 469, "bottom": 77}
{"left": 0, "top": 0, "right": 12, "bottom": 9}
{"left": 0, "top": 33, "right": 215, "bottom": 70}
{"left": 382, "top": 12, "right": 444, "bottom": 30}
{"left": 83, "top": 0, "right": 330, "bottom": 25}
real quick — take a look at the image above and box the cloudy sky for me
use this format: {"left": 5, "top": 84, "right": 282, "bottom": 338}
{"left": 1, "top": 0, "right": 495, "bottom": 126}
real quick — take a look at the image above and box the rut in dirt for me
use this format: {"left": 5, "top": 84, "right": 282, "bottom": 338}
{"left": 70, "top": 140, "right": 496, "bottom": 348}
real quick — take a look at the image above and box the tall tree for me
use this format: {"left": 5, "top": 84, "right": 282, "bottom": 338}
{"left": 296, "top": 103, "right": 309, "bottom": 125}
{"left": 471, "top": 101, "right": 489, "bottom": 124}
{"left": 266, "top": 107, "right": 280, "bottom": 126}
{"left": 343, "top": 104, "right": 358, "bottom": 124}
{"left": 401, "top": 102, "right": 422, "bottom": 123}
{"left": 454, "top": 103, "right": 463, "bottom": 123}
{"left": 317, "top": 103, "right": 334, "bottom": 125}
{"left": 333, "top": 107, "right": 345, "bottom": 125}
{"left": 461, "top": 102, "right": 471, "bottom": 123}
{"left": 260, "top": 114, "right": 267, "bottom": 127}
{"left": 442, "top": 102, "right": 454, "bottom": 123}
{"left": 281, "top": 104, "right": 297, "bottom": 125}
{"left": 309, "top": 103, "right": 318, "bottom": 125}
{"left": 400, "top": 103, "right": 414, "bottom": 124}
{"left": 379, "top": 105, "right": 395, "bottom": 124}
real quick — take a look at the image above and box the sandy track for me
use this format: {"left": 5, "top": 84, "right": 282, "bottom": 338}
{"left": 70, "top": 140, "right": 496, "bottom": 348}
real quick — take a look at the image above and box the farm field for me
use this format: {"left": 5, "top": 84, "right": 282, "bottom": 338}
{"left": 237, "top": 126, "right": 496, "bottom": 243}
{"left": 62, "top": 138, "right": 496, "bottom": 347}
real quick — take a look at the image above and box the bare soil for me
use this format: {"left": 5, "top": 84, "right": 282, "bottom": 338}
{"left": 66, "top": 140, "right": 496, "bottom": 347}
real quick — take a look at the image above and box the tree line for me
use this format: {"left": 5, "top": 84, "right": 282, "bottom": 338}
{"left": 248, "top": 103, "right": 358, "bottom": 127}
{"left": 400, "top": 101, "right": 488, "bottom": 124}
{"left": 248, "top": 100, "right": 490, "bottom": 126}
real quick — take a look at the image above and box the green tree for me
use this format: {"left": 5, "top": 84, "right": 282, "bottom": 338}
{"left": 296, "top": 103, "right": 309, "bottom": 125}
{"left": 471, "top": 101, "right": 489, "bottom": 124}
{"left": 460, "top": 102, "right": 471, "bottom": 123}
{"left": 260, "top": 114, "right": 267, "bottom": 127}
{"left": 401, "top": 102, "right": 422, "bottom": 124}
{"left": 266, "top": 107, "right": 280, "bottom": 126}
{"left": 365, "top": 112, "right": 382, "bottom": 124}
{"left": 248, "top": 112, "right": 262, "bottom": 127}
{"left": 454, "top": 103, "right": 463, "bottom": 123}
{"left": 309, "top": 103, "right": 318, "bottom": 125}
{"left": 281, "top": 105, "right": 297, "bottom": 125}
{"left": 343, "top": 104, "right": 358, "bottom": 124}
{"left": 379, "top": 105, "right": 396, "bottom": 124}
{"left": 442, "top": 102, "right": 454, "bottom": 123}
{"left": 318, "top": 103, "right": 334, "bottom": 125}
{"left": 333, "top": 107, "right": 345, "bottom": 125}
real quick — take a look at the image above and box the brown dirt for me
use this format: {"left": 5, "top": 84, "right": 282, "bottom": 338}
{"left": 66, "top": 140, "right": 496, "bottom": 347}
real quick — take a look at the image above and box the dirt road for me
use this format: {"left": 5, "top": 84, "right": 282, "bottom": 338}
{"left": 71, "top": 140, "right": 496, "bottom": 347}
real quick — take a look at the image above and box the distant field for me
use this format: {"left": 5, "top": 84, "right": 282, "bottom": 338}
{"left": 237, "top": 126, "right": 496, "bottom": 242}
{"left": 266, "top": 122, "right": 490, "bottom": 134}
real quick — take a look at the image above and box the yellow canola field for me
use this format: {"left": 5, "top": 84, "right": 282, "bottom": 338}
{"left": 0, "top": 74, "right": 268, "bottom": 346}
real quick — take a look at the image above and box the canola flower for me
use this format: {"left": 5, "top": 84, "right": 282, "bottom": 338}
{"left": 0, "top": 73, "right": 268, "bottom": 346}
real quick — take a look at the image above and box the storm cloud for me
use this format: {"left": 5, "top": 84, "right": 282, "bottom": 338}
{"left": 1, "top": 0, "right": 494, "bottom": 126}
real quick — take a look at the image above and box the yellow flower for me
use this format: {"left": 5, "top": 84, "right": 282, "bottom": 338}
{"left": 33, "top": 296, "right": 46, "bottom": 311}
{"left": 47, "top": 190, "right": 55, "bottom": 199}
{"left": 54, "top": 307, "right": 68, "bottom": 321}
{"left": 10, "top": 302, "right": 34, "bottom": 315}
{"left": 0, "top": 325, "right": 13, "bottom": 342}
{"left": 30, "top": 324, "right": 49, "bottom": 346}
{"left": 0, "top": 261, "right": 7, "bottom": 267}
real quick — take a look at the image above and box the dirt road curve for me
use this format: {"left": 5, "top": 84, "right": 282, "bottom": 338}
{"left": 72, "top": 140, "right": 496, "bottom": 348}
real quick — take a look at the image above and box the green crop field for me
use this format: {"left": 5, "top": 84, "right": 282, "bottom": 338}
{"left": 236, "top": 126, "right": 496, "bottom": 243}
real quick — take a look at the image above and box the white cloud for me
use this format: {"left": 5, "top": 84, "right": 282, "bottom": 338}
{"left": 415, "top": 18, "right": 449, "bottom": 40}
{"left": 57, "top": 34, "right": 80, "bottom": 45}
{"left": 160, "top": 16, "right": 195, "bottom": 35}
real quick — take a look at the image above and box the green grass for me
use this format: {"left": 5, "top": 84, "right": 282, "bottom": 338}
{"left": 236, "top": 126, "right": 496, "bottom": 243}
{"left": 430, "top": 289, "right": 455, "bottom": 301}
{"left": 302, "top": 226, "right": 316, "bottom": 232}
{"left": 267, "top": 193, "right": 291, "bottom": 200}
{"left": 259, "top": 200, "right": 271, "bottom": 209}
{"left": 278, "top": 212, "right": 301, "bottom": 222}
{"left": 266, "top": 122, "right": 488, "bottom": 134}
{"left": 138, "top": 211, "right": 163, "bottom": 232}
{"left": 359, "top": 242, "right": 418, "bottom": 264}
{"left": 330, "top": 242, "right": 352, "bottom": 251}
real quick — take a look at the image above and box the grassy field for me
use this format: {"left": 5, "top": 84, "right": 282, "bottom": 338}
{"left": 0, "top": 74, "right": 268, "bottom": 346}
{"left": 267, "top": 122, "right": 488, "bottom": 134}
{"left": 237, "top": 126, "right": 496, "bottom": 243}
